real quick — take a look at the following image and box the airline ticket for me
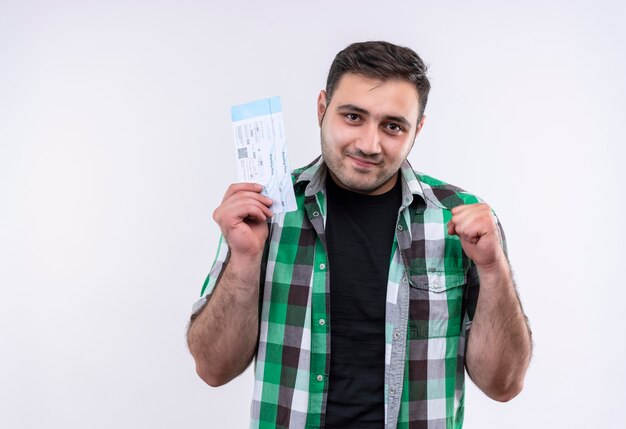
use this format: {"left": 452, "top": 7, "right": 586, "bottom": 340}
{"left": 231, "top": 96, "right": 297, "bottom": 214}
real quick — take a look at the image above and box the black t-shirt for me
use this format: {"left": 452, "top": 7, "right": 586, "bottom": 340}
{"left": 324, "top": 174, "right": 402, "bottom": 428}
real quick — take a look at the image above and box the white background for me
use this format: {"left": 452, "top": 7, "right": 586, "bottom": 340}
{"left": 2, "top": 1, "right": 624, "bottom": 428}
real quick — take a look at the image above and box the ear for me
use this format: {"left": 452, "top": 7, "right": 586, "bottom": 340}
{"left": 409, "top": 115, "right": 426, "bottom": 150}
{"left": 414, "top": 114, "right": 426, "bottom": 137}
{"left": 317, "top": 90, "right": 328, "bottom": 127}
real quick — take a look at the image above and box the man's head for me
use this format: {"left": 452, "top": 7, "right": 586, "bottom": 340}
{"left": 325, "top": 41, "right": 430, "bottom": 121}
{"left": 318, "top": 41, "right": 430, "bottom": 195}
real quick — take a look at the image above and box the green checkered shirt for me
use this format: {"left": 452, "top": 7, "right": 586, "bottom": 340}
{"left": 194, "top": 156, "right": 507, "bottom": 428}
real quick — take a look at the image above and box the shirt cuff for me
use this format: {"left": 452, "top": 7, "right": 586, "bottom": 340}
{"left": 191, "top": 295, "right": 209, "bottom": 319}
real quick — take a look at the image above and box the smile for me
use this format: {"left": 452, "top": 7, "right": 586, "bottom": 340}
{"left": 347, "top": 155, "right": 380, "bottom": 168}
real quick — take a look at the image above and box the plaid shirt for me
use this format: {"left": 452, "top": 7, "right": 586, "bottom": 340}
{"left": 194, "top": 156, "right": 507, "bottom": 429}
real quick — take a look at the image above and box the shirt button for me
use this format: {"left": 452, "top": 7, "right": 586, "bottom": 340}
{"left": 402, "top": 276, "right": 408, "bottom": 283}
{"left": 397, "top": 224, "right": 403, "bottom": 231}
{"left": 316, "top": 374, "right": 324, "bottom": 382}
{"left": 389, "top": 387, "right": 396, "bottom": 395}
{"left": 312, "top": 211, "right": 319, "bottom": 217}
{"left": 432, "top": 282, "right": 441, "bottom": 290}
{"left": 318, "top": 319, "right": 325, "bottom": 326}
{"left": 319, "top": 263, "right": 326, "bottom": 270}
{"left": 394, "top": 331, "right": 401, "bottom": 340}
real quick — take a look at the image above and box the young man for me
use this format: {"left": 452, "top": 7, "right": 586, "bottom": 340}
{"left": 188, "top": 41, "right": 532, "bottom": 429}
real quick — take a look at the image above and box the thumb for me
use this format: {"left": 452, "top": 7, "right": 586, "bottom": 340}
{"left": 447, "top": 219, "right": 456, "bottom": 236}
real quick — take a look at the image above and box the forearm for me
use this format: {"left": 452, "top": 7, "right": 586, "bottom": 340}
{"left": 466, "top": 259, "right": 532, "bottom": 401}
{"left": 187, "top": 253, "right": 261, "bottom": 387}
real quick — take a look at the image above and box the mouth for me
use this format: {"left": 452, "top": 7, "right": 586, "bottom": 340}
{"left": 347, "top": 154, "right": 380, "bottom": 168}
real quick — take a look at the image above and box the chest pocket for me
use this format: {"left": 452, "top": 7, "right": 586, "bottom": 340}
{"left": 407, "top": 271, "right": 467, "bottom": 339}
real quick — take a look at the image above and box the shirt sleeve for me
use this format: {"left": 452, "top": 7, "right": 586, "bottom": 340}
{"left": 494, "top": 211, "right": 509, "bottom": 260}
{"left": 190, "top": 235, "right": 230, "bottom": 318}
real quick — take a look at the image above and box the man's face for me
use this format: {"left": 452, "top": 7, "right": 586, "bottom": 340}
{"left": 318, "top": 73, "right": 425, "bottom": 195}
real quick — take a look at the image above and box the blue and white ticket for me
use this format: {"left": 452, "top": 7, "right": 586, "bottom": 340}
{"left": 231, "top": 96, "right": 297, "bottom": 214}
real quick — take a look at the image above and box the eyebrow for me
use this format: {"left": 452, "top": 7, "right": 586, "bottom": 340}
{"left": 336, "top": 104, "right": 412, "bottom": 129}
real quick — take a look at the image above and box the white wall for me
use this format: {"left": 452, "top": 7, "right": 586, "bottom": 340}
{"left": 1, "top": 1, "right": 624, "bottom": 427}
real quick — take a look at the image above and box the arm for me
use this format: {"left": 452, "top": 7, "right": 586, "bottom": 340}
{"left": 187, "top": 183, "right": 273, "bottom": 387}
{"left": 448, "top": 203, "right": 532, "bottom": 402}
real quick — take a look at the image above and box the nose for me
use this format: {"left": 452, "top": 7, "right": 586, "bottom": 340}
{"left": 354, "top": 124, "right": 381, "bottom": 155}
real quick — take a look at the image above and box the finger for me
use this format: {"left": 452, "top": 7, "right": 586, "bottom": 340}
{"left": 451, "top": 203, "right": 490, "bottom": 218}
{"left": 222, "top": 190, "right": 274, "bottom": 209}
{"left": 244, "top": 205, "right": 272, "bottom": 223}
{"left": 221, "top": 183, "right": 264, "bottom": 201}
{"left": 451, "top": 205, "right": 490, "bottom": 230}
{"left": 243, "top": 198, "right": 274, "bottom": 219}
{"left": 463, "top": 234, "right": 480, "bottom": 245}
{"left": 455, "top": 216, "right": 490, "bottom": 244}
{"left": 447, "top": 219, "right": 456, "bottom": 236}
{"left": 215, "top": 197, "right": 274, "bottom": 224}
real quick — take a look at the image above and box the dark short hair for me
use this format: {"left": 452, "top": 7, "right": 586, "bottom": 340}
{"left": 325, "top": 41, "right": 430, "bottom": 120}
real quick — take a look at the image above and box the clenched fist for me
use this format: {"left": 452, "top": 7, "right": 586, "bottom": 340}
{"left": 447, "top": 203, "right": 505, "bottom": 269}
{"left": 213, "top": 183, "right": 274, "bottom": 260}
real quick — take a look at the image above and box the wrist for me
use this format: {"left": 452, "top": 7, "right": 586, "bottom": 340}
{"left": 475, "top": 255, "right": 510, "bottom": 284}
{"left": 228, "top": 249, "right": 264, "bottom": 267}
{"left": 222, "top": 250, "right": 263, "bottom": 296}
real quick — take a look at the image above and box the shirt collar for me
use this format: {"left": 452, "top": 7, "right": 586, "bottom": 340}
{"left": 294, "top": 156, "right": 427, "bottom": 208}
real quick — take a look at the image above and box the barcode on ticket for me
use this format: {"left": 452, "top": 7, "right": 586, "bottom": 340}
{"left": 237, "top": 147, "right": 248, "bottom": 160}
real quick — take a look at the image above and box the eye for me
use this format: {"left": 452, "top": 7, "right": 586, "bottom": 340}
{"left": 344, "top": 113, "right": 362, "bottom": 122}
{"left": 385, "top": 123, "right": 404, "bottom": 134}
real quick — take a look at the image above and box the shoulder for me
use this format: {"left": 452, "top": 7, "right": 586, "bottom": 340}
{"left": 291, "top": 157, "right": 322, "bottom": 185}
{"left": 413, "top": 170, "right": 484, "bottom": 211}
{"left": 413, "top": 169, "right": 508, "bottom": 250}
{"left": 291, "top": 160, "right": 315, "bottom": 178}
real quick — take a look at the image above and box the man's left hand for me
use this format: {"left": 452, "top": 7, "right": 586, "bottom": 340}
{"left": 447, "top": 203, "right": 505, "bottom": 270}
